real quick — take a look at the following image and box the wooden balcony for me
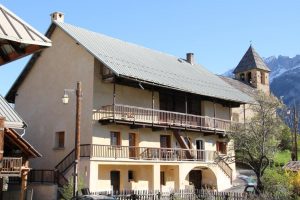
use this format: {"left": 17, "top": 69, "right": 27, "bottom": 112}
{"left": 82, "top": 144, "right": 216, "bottom": 162}
{"left": 93, "top": 104, "right": 237, "bottom": 133}
{"left": 0, "top": 157, "right": 22, "bottom": 177}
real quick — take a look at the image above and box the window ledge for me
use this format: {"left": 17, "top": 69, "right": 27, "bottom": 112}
{"left": 53, "top": 147, "right": 65, "bottom": 150}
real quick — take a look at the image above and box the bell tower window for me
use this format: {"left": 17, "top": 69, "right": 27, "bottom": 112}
{"left": 246, "top": 72, "right": 252, "bottom": 84}
{"left": 240, "top": 73, "right": 245, "bottom": 81}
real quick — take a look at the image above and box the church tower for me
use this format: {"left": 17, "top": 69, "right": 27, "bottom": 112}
{"left": 233, "top": 45, "right": 271, "bottom": 94}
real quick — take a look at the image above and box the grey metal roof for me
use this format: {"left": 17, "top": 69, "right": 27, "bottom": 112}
{"left": 0, "top": 95, "right": 26, "bottom": 129}
{"left": 233, "top": 45, "right": 271, "bottom": 74}
{"left": 219, "top": 76, "right": 258, "bottom": 99}
{"left": 0, "top": 4, "right": 51, "bottom": 66}
{"left": 54, "top": 22, "right": 253, "bottom": 104}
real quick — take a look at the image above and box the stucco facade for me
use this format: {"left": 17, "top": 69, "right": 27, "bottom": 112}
{"left": 9, "top": 18, "right": 244, "bottom": 195}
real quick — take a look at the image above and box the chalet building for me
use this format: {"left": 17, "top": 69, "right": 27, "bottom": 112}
{"left": 6, "top": 12, "right": 258, "bottom": 195}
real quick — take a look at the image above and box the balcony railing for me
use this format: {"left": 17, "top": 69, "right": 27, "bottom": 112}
{"left": 87, "top": 144, "right": 216, "bottom": 162}
{"left": 0, "top": 157, "right": 22, "bottom": 177}
{"left": 93, "top": 104, "right": 236, "bottom": 132}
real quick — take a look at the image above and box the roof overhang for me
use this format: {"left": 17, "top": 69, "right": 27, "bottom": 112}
{"left": 5, "top": 128, "right": 42, "bottom": 158}
{"left": 0, "top": 4, "right": 51, "bottom": 66}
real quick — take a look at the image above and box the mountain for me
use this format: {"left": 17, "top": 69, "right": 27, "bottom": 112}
{"left": 222, "top": 55, "right": 300, "bottom": 106}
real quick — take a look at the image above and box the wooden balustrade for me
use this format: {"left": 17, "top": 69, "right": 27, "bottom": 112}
{"left": 0, "top": 157, "right": 22, "bottom": 176}
{"left": 89, "top": 144, "right": 216, "bottom": 162}
{"left": 93, "top": 104, "right": 236, "bottom": 132}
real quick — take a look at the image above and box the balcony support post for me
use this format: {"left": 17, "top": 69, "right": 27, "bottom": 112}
{"left": 152, "top": 87, "right": 154, "bottom": 126}
{"left": 113, "top": 82, "right": 116, "bottom": 121}
{"left": 185, "top": 94, "right": 187, "bottom": 128}
{"left": 213, "top": 100, "right": 216, "bottom": 133}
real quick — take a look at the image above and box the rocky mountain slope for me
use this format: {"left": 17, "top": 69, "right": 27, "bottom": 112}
{"left": 223, "top": 55, "right": 300, "bottom": 106}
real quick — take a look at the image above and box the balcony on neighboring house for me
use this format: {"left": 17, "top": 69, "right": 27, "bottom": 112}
{"left": 93, "top": 104, "right": 238, "bottom": 134}
{"left": 0, "top": 157, "right": 23, "bottom": 177}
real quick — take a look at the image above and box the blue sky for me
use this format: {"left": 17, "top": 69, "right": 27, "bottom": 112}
{"left": 1, "top": 0, "right": 300, "bottom": 95}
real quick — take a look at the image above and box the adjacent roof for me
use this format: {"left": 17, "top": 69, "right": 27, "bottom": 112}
{"left": 0, "top": 95, "right": 26, "bottom": 129}
{"left": 233, "top": 45, "right": 270, "bottom": 74}
{"left": 219, "top": 76, "right": 258, "bottom": 99}
{"left": 53, "top": 22, "right": 254, "bottom": 103}
{"left": 0, "top": 4, "right": 51, "bottom": 66}
{"left": 5, "top": 128, "right": 41, "bottom": 158}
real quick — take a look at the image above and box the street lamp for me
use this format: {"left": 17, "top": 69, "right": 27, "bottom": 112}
{"left": 62, "top": 81, "right": 82, "bottom": 197}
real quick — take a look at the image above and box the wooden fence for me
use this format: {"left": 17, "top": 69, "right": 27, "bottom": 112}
{"left": 91, "top": 189, "right": 247, "bottom": 200}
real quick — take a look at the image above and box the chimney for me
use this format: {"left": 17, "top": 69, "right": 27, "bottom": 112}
{"left": 186, "top": 53, "right": 194, "bottom": 65}
{"left": 51, "top": 12, "right": 64, "bottom": 22}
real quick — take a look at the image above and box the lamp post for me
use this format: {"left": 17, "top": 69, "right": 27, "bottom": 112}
{"left": 62, "top": 81, "right": 82, "bottom": 197}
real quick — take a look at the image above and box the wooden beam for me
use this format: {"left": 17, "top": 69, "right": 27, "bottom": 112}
{"left": 152, "top": 127, "right": 166, "bottom": 132}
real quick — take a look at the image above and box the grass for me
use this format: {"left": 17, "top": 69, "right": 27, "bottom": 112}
{"left": 274, "top": 150, "right": 292, "bottom": 166}
{"left": 274, "top": 149, "right": 300, "bottom": 166}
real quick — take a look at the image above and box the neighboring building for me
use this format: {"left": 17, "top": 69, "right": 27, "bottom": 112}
{"left": 6, "top": 13, "right": 255, "bottom": 193}
{"left": 0, "top": 4, "right": 51, "bottom": 66}
{"left": 221, "top": 45, "right": 271, "bottom": 124}
{"left": 0, "top": 95, "right": 41, "bottom": 200}
{"left": 0, "top": 4, "right": 51, "bottom": 200}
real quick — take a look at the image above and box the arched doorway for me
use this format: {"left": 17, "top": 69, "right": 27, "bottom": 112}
{"left": 186, "top": 167, "right": 217, "bottom": 190}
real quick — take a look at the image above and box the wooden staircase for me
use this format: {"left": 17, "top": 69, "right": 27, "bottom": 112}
{"left": 173, "top": 130, "right": 193, "bottom": 159}
{"left": 215, "top": 154, "right": 233, "bottom": 184}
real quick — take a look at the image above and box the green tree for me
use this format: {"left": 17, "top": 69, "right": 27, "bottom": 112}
{"left": 229, "top": 92, "right": 284, "bottom": 191}
{"left": 278, "top": 125, "right": 292, "bottom": 151}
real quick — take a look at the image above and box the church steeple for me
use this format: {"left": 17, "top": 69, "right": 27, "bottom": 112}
{"left": 233, "top": 45, "right": 271, "bottom": 94}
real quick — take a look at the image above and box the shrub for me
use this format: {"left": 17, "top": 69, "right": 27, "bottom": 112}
{"left": 60, "top": 176, "right": 85, "bottom": 200}
{"left": 262, "top": 168, "right": 294, "bottom": 199}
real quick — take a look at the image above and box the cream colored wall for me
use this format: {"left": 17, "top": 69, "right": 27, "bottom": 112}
{"left": 93, "top": 124, "right": 174, "bottom": 148}
{"left": 14, "top": 27, "right": 94, "bottom": 169}
{"left": 93, "top": 60, "right": 159, "bottom": 110}
{"left": 201, "top": 101, "right": 230, "bottom": 120}
{"left": 90, "top": 163, "right": 154, "bottom": 192}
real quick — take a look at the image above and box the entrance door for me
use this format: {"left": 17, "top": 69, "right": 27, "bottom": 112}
{"left": 160, "top": 135, "right": 171, "bottom": 148}
{"left": 110, "top": 171, "right": 120, "bottom": 192}
{"left": 129, "top": 133, "right": 137, "bottom": 158}
{"left": 189, "top": 170, "right": 202, "bottom": 190}
{"left": 196, "top": 140, "right": 204, "bottom": 160}
{"left": 160, "top": 135, "right": 171, "bottom": 159}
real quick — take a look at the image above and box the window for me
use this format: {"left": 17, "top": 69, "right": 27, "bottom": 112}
{"left": 110, "top": 132, "right": 121, "bottom": 146}
{"left": 216, "top": 142, "right": 227, "bottom": 154}
{"left": 128, "top": 170, "right": 134, "bottom": 182}
{"left": 160, "top": 171, "right": 165, "bottom": 185}
{"left": 247, "top": 72, "right": 252, "bottom": 83}
{"left": 55, "top": 131, "right": 65, "bottom": 148}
